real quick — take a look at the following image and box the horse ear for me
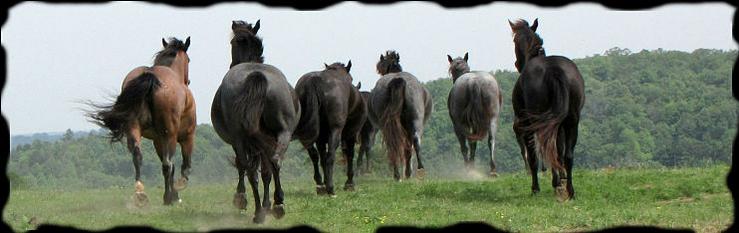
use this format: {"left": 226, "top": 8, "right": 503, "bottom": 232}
{"left": 324, "top": 63, "right": 329, "bottom": 69}
{"left": 253, "top": 20, "right": 260, "bottom": 34}
{"left": 346, "top": 60, "right": 352, "bottom": 72}
{"left": 184, "top": 37, "right": 191, "bottom": 51}
{"left": 162, "top": 38, "right": 168, "bottom": 48}
{"left": 447, "top": 55, "right": 453, "bottom": 63}
{"left": 508, "top": 19, "right": 515, "bottom": 29}
{"left": 530, "top": 18, "right": 538, "bottom": 32}
{"left": 232, "top": 20, "right": 238, "bottom": 30}
{"left": 380, "top": 54, "right": 384, "bottom": 61}
{"left": 464, "top": 52, "right": 468, "bottom": 62}
{"left": 356, "top": 81, "right": 361, "bottom": 90}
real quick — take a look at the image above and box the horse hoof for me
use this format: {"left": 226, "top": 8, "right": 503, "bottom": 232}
{"left": 272, "top": 204, "right": 285, "bottom": 219}
{"left": 253, "top": 210, "right": 267, "bottom": 224}
{"left": 343, "top": 184, "right": 355, "bottom": 191}
{"left": 555, "top": 186, "right": 570, "bottom": 202}
{"left": 174, "top": 177, "right": 188, "bottom": 191}
{"left": 135, "top": 181, "right": 145, "bottom": 193}
{"left": 489, "top": 172, "right": 499, "bottom": 178}
{"left": 416, "top": 169, "right": 426, "bottom": 180}
{"left": 316, "top": 185, "right": 327, "bottom": 195}
{"left": 133, "top": 192, "right": 149, "bottom": 208}
{"left": 233, "top": 193, "right": 247, "bottom": 210}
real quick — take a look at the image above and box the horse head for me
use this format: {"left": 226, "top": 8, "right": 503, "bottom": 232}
{"left": 155, "top": 37, "right": 191, "bottom": 85}
{"left": 509, "top": 18, "right": 544, "bottom": 73}
{"left": 447, "top": 52, "right": 470, "bottom": 82}
{"left": 230, "top": 19, "right": 264, "bottom": 66}
{"left": 376, "top": 50, "right": 403, "bottom": 75}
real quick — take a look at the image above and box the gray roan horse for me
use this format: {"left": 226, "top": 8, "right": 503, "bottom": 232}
{"left": 509, "top": 19, "right": 585, "bottom": 201}
{"left": 356, "top": 91, "right": 379, "bottom": 175}
{"left": 367, "top": 51, "right": 433, "bottom": 181}
{"left": 293, "top": 61, "right": 367, "bottom": 196}
{"left": 87, "top": 37, "right": 194, "bottom": 206}
{"left": 446, "top": 53, "right": 502, "bottom": 177}
{"left": 211, "top": 20, "right": 300, "bottom": 223}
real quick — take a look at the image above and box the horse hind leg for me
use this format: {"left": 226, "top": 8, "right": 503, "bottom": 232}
{"left": 342, "top": 137, "right": 358, "bottom": 191}
{"left": 154, "top": 135, "right": 179, "bottom": 205}
{"left": 322, "top": 128, "right": 342, "bottom": 197}
{"left": 127, "top": 130, "right": 149, "bottom": 207}
{"left": 488, "top": 118, "right": 499, "bottom": 177}
{"left": 412, "top": 132, "right": 426, "bottom": 179}
{"left": 175, "top": 134, "right": 194, "bottom": 191}
{"left": 246, "top": 165, "right": 266, "bottom": 224}
{"left": 260, "top": 157, "right": 273, "bottom": 213}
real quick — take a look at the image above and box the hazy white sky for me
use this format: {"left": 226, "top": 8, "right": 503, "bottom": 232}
{"left": 1, "top": 2, "right": 735, "bottom": 135}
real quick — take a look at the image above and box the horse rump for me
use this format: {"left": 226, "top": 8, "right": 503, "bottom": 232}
{"left": 381, "top": 78, "right": 410, "bottom": 165}
{"left": 522, "top": 67, "right": 569, "bottom": 170}
{"left": 86, "top": 72, "right": 160, "bottom": 142}
{"left": 461, "top": 84, "right": 493, "bottom": 141}
{"left": 294, "top": 75, "right": 322, "bottom": 140}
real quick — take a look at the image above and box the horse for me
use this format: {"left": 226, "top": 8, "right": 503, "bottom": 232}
{"left": 509, "top": 18, "right": 585, "bottom": 201}
{"left": 293, "top": 61, "right": 367, "bottom": 195}
{"left": 356, "top": 91, "right": 379, "bottom": 175}
{"left": 211, "top": 20, "right": 300, "bottom": 223}
{"left": 367, "top": 50, "right": 433, "bottom": 181}
{"left": 446, "top": 52, "right": 502, "bottom": 177}
{"left": 87, "top": 37, "right": 194, "bottom": 206}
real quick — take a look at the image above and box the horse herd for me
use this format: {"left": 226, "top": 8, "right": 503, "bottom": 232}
{"left": 88, "top": 18, "right": 585, "bottom": 223}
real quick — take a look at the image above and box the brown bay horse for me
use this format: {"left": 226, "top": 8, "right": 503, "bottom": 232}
{"left": 211, "top": 20, "right": 300, "bottom": 223}
{"left": 293, "top": 61, "right": 367, "bottom": 195}
{"left": 509, "top": 19, "right": 585, "bottom": 201}
{"left": 446, "top": 53, "right": 502, "bottom": 177}
{"left": 87, "top": 37, "right": 195, "bottom": 206}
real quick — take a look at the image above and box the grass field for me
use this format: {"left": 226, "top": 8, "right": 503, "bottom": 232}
{"left": 3, "top": 166, "right": 733, "bottom": 232}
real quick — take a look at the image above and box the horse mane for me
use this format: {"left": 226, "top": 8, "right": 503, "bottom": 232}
{"left": 154, "top": 38, "right": 188, "bottom": 66}
{"left": 376, "top": 50, "right": 403, "bottom": 75}
{"left": 511, "top": 19, "right": 545, "bottom": 60}
{"left": 325, "top": 62, "right": 348, "bottom": 71}
{"left": 231, "top": 23, "right": 264, "bottom": 64}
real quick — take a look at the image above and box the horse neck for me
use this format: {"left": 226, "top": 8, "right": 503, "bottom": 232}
{"left": 169, "top": 51, "right": 189, "bottom": 84}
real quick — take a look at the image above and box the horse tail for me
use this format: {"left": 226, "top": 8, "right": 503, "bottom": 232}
{"left": 381, "top": 78, "right": 410, "bottom": 166}
{"left": 294, "top": 75, "right": 322, "bottom": 138}
{"left": 88, "top": 72, "right": 160, "bottom": 143}
{"left": 523, "top": 67, "right": 569, "bottom": 170}
{"left": 462, "top": 83, "right": 493, "bottom": 141}
{"left": 233, "top": 71, "right": 268, "bottom": 135}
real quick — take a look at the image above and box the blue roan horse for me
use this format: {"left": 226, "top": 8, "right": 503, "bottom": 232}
{"left": 211, "top": 20, "right": 300, "bottom": 223}
{"left": 509, "top": 19, "right": 585, "bottom": 201}
{"left": 367, "top": 51, "right": 433, "bottom": 181}
{"left": 447, "top": 52, "right": 502, "bottom": 177}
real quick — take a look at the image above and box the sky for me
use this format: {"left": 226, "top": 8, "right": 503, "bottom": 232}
{"left": 1, "top": 1, "right": 736, "bottom": 135}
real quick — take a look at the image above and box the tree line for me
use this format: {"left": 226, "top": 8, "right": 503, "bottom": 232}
{"left": 8, "top": 47, "right": 736, "bottom": 189}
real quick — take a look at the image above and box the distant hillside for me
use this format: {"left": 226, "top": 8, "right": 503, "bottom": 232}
{"left": 10, "top": 129, "right": 104, "bottom": 150}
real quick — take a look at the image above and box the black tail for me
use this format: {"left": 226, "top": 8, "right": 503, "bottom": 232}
{"left": 381, "top": 78, "right": 410, "bottom": 166}
{"left": 462, "top": 84, "right": 493, "bottom": 141}
{"left": 523, "top": 67, "right": 569, "bottom": 170}
{"left": 294, "top": 76, "right": 322, "bottom": 139}
{"left": 87, "top": 72, "right": 160, "bottom": 143}
{"left": 233, "top": 71, "right": 268, "bottom": 135}
{"left": 232, "top": 71, "right": 275, "bottom": 168}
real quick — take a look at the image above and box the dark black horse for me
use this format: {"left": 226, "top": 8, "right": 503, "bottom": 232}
{"left": 211, "top": 20, "right": 300, "bottom": 223}
{"left": 447, "top": 53, "right": 502, "bottom": 177}
{"left": 293, "top": 61, "right": 367, "bottom": 196}
{"left": 367, "top": 51, "right": 433, "bottom": 181}
{"left": 356, "top": 91, "right": 379, "bottom": 175}
{"left": 509, "top": 19, "right": 585, "bottom": 201}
